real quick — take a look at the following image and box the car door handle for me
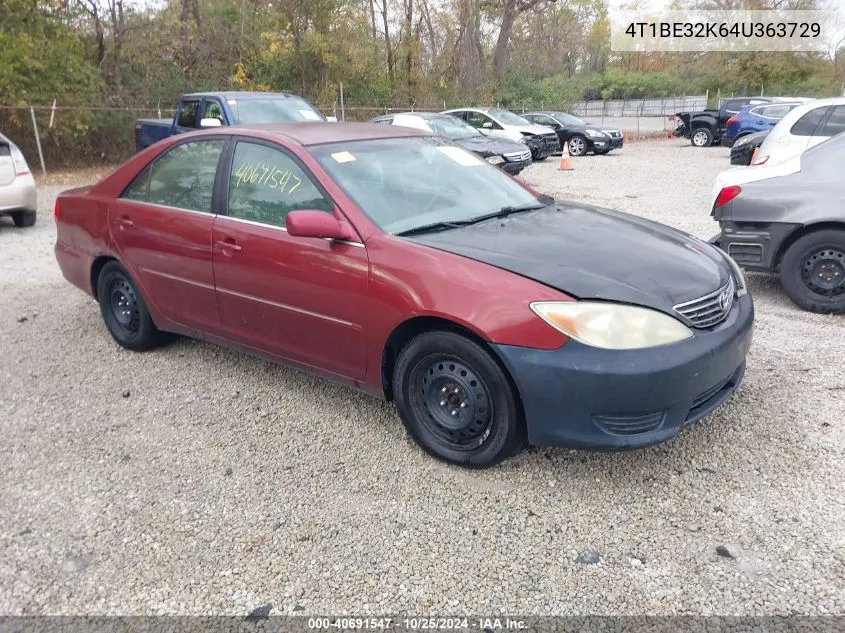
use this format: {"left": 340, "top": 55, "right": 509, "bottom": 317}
{"left": 117, "top": 216, "right": 134, "bottom": 228}
{"left": 216, "top": 239, "right": 242, "bottom": 253}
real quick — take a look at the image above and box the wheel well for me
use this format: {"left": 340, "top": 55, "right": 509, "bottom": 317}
{"left": 90, "top": 256, "right": 118, "bottom": 299}
{"left": 380, "top": 317, "right": 523, "bottom": 419}
{"left": 774, "top": 222, "right": 845, "bottom": 269}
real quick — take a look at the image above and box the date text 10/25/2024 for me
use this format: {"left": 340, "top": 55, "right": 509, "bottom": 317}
{"left": 307, "top": 617, "right": 528, "bottom": 630}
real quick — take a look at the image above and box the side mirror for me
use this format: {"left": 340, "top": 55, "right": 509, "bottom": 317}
{"left": 286, "top": 210, "right": 355, "bottom": 241}
{"left": 200, "top": 118, "right": 222, "bottom": 128}
{"left": 482, "top": 121, "right": 493, "bottom": 129}
{"left": 326, "top": 116, "right": 338, "bottom": 123}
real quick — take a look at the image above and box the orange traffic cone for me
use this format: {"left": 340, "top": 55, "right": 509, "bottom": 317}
{"left": 558, "top": 142, "right": 574, "bottom": 171}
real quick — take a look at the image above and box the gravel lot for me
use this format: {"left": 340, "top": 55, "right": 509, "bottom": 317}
{"left": 1, "top": 139, "right": 844, "bottom": 617}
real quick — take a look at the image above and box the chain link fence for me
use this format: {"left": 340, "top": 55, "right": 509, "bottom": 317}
{"left": 2, "top": 97, "right": 698, "bottom": 179}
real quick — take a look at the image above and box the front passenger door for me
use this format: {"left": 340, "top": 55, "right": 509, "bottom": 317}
{"left": 212, "top": 140, "right": 369, "bottom": 380}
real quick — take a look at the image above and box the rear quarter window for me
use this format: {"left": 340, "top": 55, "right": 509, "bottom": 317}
{"left": 790, "top": 106, "right": 831, "bottom": 136}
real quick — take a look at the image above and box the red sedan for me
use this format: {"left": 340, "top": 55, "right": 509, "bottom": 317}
{"left": 55, "top": 123, "right": 753, "bottom": 467}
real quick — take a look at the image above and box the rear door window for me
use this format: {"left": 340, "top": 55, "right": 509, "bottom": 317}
{"left": 226, "top": 141, "right": 332, "bottom": 228}
{"left": 790, "top": 107, "right": 832, "bottom": 136}
{"left": 146, "top": 140, "right": 225, "bottom": 212}
{"left": 177, "top": 100, "right": 200, "bottom": 128}
{"left": 819, "top": 105, "right": 845, "bottom": 137}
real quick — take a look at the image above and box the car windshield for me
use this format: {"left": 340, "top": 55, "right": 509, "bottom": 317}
{"left": 553, "top": 112, "right": 585, "bottom": 126}
{"left": 230, "top": 97, "right": 326, "bottom": 124}
{"left": 311, "top": 136, "right": 541, "bottom": 235}
{"left": 488, "top": 109, "right": 532, "bottom": 126}
{"left": 426, "top": 116, "right": 481, "bottom": 139}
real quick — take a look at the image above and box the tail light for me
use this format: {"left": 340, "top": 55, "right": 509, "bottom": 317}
{"left": 714, "top": 185, "right": 741, "bottom": 208}
{"left": 726, "top": 116, "right": 739, "bottom": 126}
{"left": 10, "top": 146, "right": 30, "bottom": 176}
{"left": 54, "top": 199, "right": 60, "bottom": 221}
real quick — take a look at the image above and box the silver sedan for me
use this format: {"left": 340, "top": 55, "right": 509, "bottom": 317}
{"left": 0, "top": 133, "right": 37, "bottom": 227}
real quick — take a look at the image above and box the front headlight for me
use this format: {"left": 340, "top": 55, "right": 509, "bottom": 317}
{"left": 530, "top": 301, "right": 694, "bottom": 350}
{"left": 585, "top": 129, "right": 604, "bottom": 138}
{"left": 485, "top": 155, "right": 505, "bottom": 165}
{"left": 722, "top": 251, "right": 748, "bottom": 297}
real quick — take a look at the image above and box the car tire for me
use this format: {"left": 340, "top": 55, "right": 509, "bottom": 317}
{"left": 11, "top": 210, "right": 36, "bottom": 228}
{"left": 96, "top": 261, "right": 164, "bottom": 350}
{"left": 567, "top": 135, "right": 587, "bottom": 156}
{"left": 392, "top": 330, "right": 525, "bottom": 468}
{"left": 691, "top": 128, "right": 713, "bottom": 147}
{"left": 779, "top": 230, "right": 845, "bottom": 314}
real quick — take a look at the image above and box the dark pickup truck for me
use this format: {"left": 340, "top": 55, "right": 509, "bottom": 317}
{"left": 134, "top": 91, "right": 333, "bottom": 151}
{"left": 675, "top": 97, "right": 786, "bottom": 148}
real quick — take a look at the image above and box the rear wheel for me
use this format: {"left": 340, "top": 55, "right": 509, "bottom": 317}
{"left": 392, "top": 330, "right": 525, "bottom": 468}
{"left": 691, "top": 128, "right": 713, "bottom": 147}
{"left": 96, "top": 261, "right": 164, "bottom": 350}
{"left": 779, "top": 230, "right": 845, "bottom": 314}
{"left": 11, "top": 210, "right": 36, "bottom": 227}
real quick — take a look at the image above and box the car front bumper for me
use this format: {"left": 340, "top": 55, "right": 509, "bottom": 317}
{"left": 501, "top": 158, "right": 531, "bottom": 174}
{"left": 0, "top": 174, "right": 37, "bottom": 214}
{"left": 492, "top": 294, "right": 754, "bottom": 450}
{"left": 590, "top": 136, "right": 623, "bottom": 152}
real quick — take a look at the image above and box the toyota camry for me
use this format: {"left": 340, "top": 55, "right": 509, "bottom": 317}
{"left": 55, "top": 123, "right": 754, "bottom": 467}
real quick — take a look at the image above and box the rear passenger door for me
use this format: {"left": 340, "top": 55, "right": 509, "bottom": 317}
{"left": 111, "top": 138, "right": 226, "bottom": 335}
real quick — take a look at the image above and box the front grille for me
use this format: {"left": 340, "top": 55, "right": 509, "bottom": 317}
{"left": 673, "top": 278, "right": 735, "bottom": 328}
{"left": 503, "top": 149, "right": 531, "bottom": 163}
{"left": 542, "top": 133, "right": 561, "bottom": 150}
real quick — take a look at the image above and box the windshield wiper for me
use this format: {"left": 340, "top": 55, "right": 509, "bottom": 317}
{"left": 461, "top": 200, "right": 550, "bottom": 226}
{"left": 395, "top": 220, "right": 472, "bottom": 237}
{"left": 395, "top": 198, "right": 554, "bottom": 237}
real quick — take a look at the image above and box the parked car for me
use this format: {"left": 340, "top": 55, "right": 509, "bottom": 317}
{"left": 730, "top": 130, "right": 769, "bottom": 166}
{"left": 442, "top": 107, "right": 560, "bottom": 160}
{"left": 0, "top": 133, "right": 37, "bottom": 227}
{"left": 711, "top": 132, "right": 845, "bottom": 313}
{"left": 521, "top": 111, "right": 623, "bottom": 156}
{"left": 751, "top": 97, "right": 845, "bottom": 166}
{"left": 368, "top": 112, "right": 532, "bottom": 175}
{"left": 134, "top": 91, "right": 332, "bottom": 151}
{"left": 675, "top": 97, "right": 810, "bottom": 147}
{"left": 55, "top": 122, "right": 752, "bottom": 468}
{"left": 721, "top": 101, "right": 805, "bottom": 147}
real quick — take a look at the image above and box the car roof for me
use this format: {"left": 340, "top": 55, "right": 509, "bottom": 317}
{"left": 233, "top": 121, "right": 432, "bottom": 146}
{"left": 181, "top": 91, "right": 298, "bottom": 100}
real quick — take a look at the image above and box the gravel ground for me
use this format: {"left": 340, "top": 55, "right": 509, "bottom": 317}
{"left": 1, "top": 139, "right": 844, "bottom": 617}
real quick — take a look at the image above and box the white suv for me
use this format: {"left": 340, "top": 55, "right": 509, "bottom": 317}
{"left": 752, "top": 97, "right": 845, "bottom": 167}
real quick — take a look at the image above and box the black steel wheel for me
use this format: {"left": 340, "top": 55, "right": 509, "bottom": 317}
{"left": 97, "top": 261, "right": 164, "bottom": 350}
{"left": 779, "top": 229, "right": 845, "bottom": 314}
{"left": 392, "top": 330, "right": 524, "bottom": 467}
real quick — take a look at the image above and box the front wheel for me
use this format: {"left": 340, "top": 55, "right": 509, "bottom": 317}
{"left": 779, "top": 230, "right": 845, "bottom": 314}
{"left": 97, "top": 261, "right": 164, "bottom": 350}
{"left": 691, "top": 128, "right": 713, "bottom": 147}
{"left": 567, "top": 135, "right": 587, "bottom": 156}
{"left": 392, "top": 331, "right": 525, "bottom": 468}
